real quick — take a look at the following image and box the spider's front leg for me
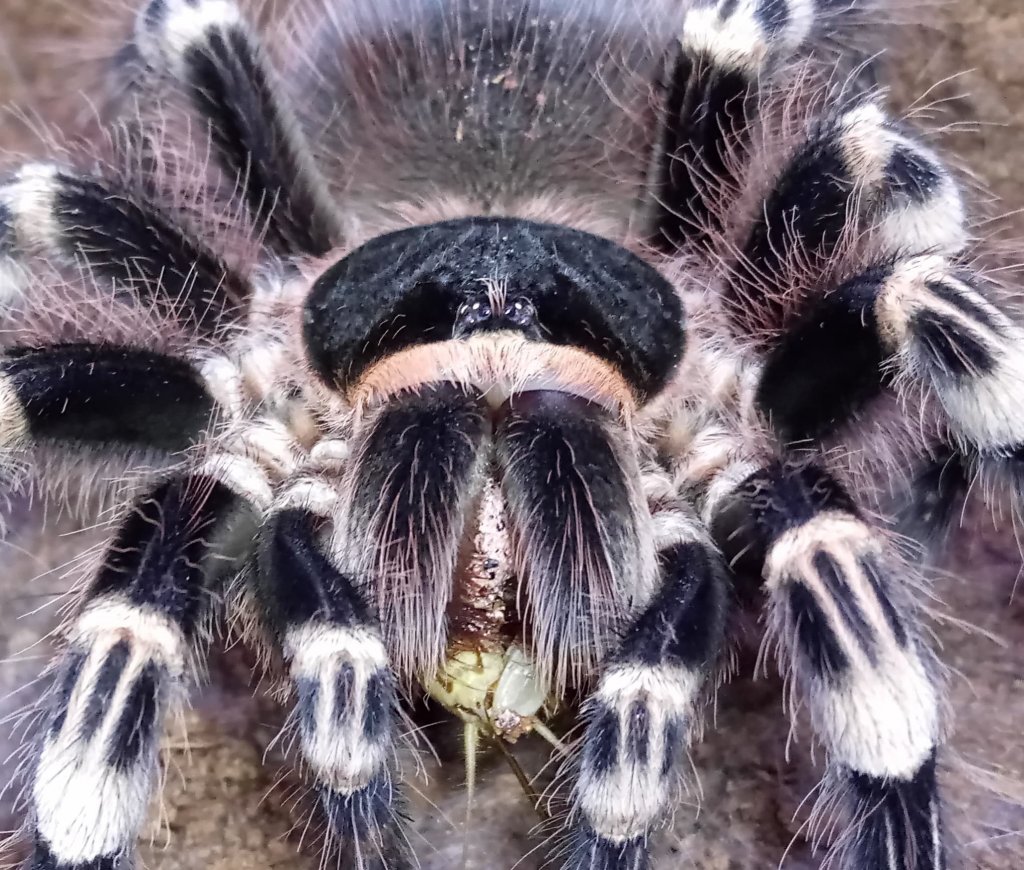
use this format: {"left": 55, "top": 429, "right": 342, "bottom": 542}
{"left": 701, "top": 78, "right": 1024, "bottom": 537}
{"left": 256, "top": 474, "right": 411, "bottom": 870}
{"left": 560, "top": 492, "right": 729, "bottom": 870}
{"left": 712, "top": 456, "right": 945, "bottom": 870}
{"left": 249, "top": 380, "right": 493, "bottom": 869}
{"left": 23, "top": 473, "right": 246, "bottom": 870}
{"left": 0, "top": 338, "right": 281, "bottom": 868}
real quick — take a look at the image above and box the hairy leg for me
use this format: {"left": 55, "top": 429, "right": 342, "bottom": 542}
{"left": 651, "top": 0, "right": 816, "bottom": 251}
{"left": 23, "top": 473, "right": 243, "bottom": 870}
{"left": 0, "top": 343, "right": 216, "bottom": 457}
{"left": 256, "top": 473, "right": 411, "bottom": 869}
{"left": 559, "top": 480, "right": 728, "bottom": 869}
{"left": 133, "top": 0, "right": 346, "bottom": 257}
{"left": 713, "top": 456, "right": 945, "bottom": 870}
{"left": 0, "top": 163, "right": 249, "bottom": 332}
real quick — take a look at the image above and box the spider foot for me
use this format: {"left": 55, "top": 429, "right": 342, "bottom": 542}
{"left": 259, "top": 506, "right": 410, "bottom": 868}
{"left": 842, "top": 753, "right": 944, "bottom": 870}
{"left": 27, "top": 598, "right": 184, "bottom": 870}
{"left": 730, "top": 459, "right": 946, "bottom": 870}
{"left": 561, "top": 538, "right": 727, "bottom": 870}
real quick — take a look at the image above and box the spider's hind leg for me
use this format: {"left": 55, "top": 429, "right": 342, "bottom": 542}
{"left": 133, "top": 0, "right": 346, "bottom": 257}
{"left": 559, "top": 493, "right": 729, "bottom": 870}
{"left": 650, "top": 0, "right": 817, "bottom": 251}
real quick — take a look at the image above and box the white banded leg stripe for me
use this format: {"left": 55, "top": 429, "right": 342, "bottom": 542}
{"left": 31, "top": 600, "right": 185, "bottom": 867}
{"left": 135, "top": 0, "right": 344, "bottom": 256}
{"left": 725, "top": 460, "right": 945, "bottom": 870}
{"left": 682, "top": 0, "right": 815, "bottom": 74}
{"left": 654, "top": 0, "right": 815, "bottom": 250}
{"left": 876, "top": 257, "right": 1024, "bottom": 454}
{"left": 257, "top": 507, "right": 408, "bottom": 863}
{"left": 563, "top": 538, "right": 727, "bottom": 870}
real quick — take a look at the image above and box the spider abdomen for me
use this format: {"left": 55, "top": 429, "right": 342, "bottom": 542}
{"left": 288, "top": 0, "right": 664, "bottom": 217}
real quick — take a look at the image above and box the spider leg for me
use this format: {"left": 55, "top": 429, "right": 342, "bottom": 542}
{"left": 651, "top": 0, "right": 815, "bottom": 250}
{"left": 24, "top": 473, "right": 245, "bottom": 870}
{"left": 893, "top": 447, "right": 972, "bottom": 553}
{"left": 560, "top": 496, "right": 728, "bottom": 870}
{"left": 0, "top": 164, "right": 248, "bottom": 332}
{"left": 256, "top": 481, "right": 411, "bottom": 870}
{"left": 714, "top": 456, "right": 944, "bottom": 870}
{"left": 757, "top": 256, "right": 1024, "bottom": 512}
{"left": 134, "top": 0, "right": 346, "bottom": 257}
{"left": 731, "top": 96, "right": 1024, "bottom": 530}
{"left": 724, "top": 97, "right": 967, "bottom": 338}
{"left": 0, "top": 343, "right": 218, "bottom": 458}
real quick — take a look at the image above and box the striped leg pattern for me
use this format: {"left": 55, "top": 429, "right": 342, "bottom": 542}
{"left": 653, "top": 0, "right": 815, "bottom": 250}
{"left": 720, "top": 458, "right": 944, "bottom": 870}
{"left": 747, "top": 96, "right": 971, "bottom": 441}
{"left": 26, "top": 475, "right": 241, "bottom": 870}
{"left": 561, "top": 499, "right": 728, "bottom": 870}
{"left": 0, "top": 163, "right": 248, "bottom": 332}
{"left": 257, "top": 480, "right": 410, "bottom": 870}
{"left": 715, "top": 88, "right": 1024, "bottom": 536}
{"left": 134, "top": 0, "right": 345, "bottom": 257}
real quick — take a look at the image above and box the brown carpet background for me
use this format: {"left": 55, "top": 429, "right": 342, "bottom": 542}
{"left": 0, "top": 1, "right": 1023, "bottom": 868}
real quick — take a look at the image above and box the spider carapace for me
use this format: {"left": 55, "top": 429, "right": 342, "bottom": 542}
{"left": 1, "top": 1, "right": 1020, "bottom": 869}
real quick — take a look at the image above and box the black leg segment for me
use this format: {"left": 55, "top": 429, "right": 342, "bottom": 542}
{"left": 561, "top": 532, "right": 728, "bottom": 870}
{"left": 26, "top": 473, "right": 243, "bottom": 870}
{"left": 0, "top": 343, "right": 215, "bottom": 455}
{"left": 136, "top": 0, "right": 345, "bottom": 257}
{"left": 0, "top": 163, "right": 249, "bottom": 333}
{"left": 257, "top": 505, "right": 410, "bottom": 870}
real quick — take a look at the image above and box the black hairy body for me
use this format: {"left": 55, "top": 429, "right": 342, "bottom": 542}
{"left": 0, "top": 2, "right": 1022, "bottom": 870}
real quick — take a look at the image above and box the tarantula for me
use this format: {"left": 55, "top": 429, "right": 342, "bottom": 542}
{"left": 0, "top": 0, "right": 1019, "bottom": 867}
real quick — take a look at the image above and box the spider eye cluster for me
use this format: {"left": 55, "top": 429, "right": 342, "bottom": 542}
{"left": 302, "top": 217, "right": 685, "bottom": 400}
{"left": 453, "top": 294, "right": 540, "bottom": 339}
